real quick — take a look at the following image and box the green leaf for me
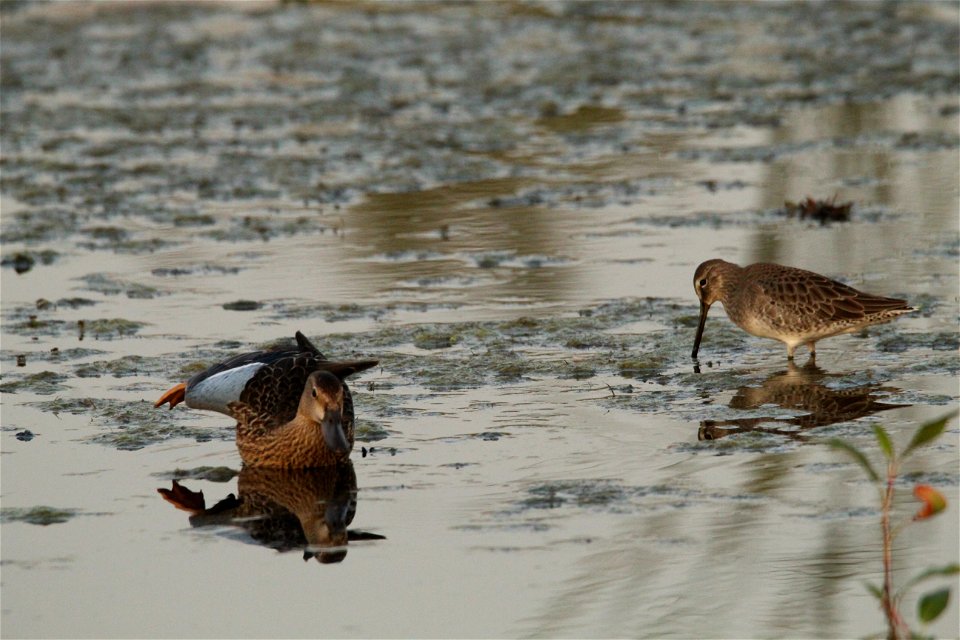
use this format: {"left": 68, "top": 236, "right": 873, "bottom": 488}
{"left": 864, "top": 581, "right": 883, "bottom": 600}
{"left": 873, "top": 425, "right": 894, "bottom": 460}
{"left": 828, "top": 438, "right": 879, "bottom": 482}
{"left": 903, "top": 411, "right": 958, "bottom": 458}
{"left": 918, "top": 588, "right": 950, "bottom": 623}
{"left": 900, "top": 564, "right": 960, "bottom": 594}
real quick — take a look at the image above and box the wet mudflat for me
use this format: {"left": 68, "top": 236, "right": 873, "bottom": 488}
{"left": 1, "top": 2, "right": 958, "bottom": 638}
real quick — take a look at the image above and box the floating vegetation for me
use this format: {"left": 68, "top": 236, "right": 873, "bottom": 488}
{"left": 78, "top": 274, "right": 162, "bottom": 299}
{"left": 201, "top": 215, "right": 332, "bottom": 242}
{"left": 559, "top": 363, "right": 597, "bottom": 380}
{"left": 0, "top": 371, "right": 69, "bottom": 395}
{"left": 73, "top": 355, "right": 163, "bottom": 378}
{"left": 473, "top": 252, "right": 510, "bottom": 269}
{"left": 29, "top": 397, "right": 99, "bottom": 416}
{"left": 481, "top": 178, "right": 665, "bottom": 210}
{"left": 0, "top": 207, "right": 80, "bottom": 242}
{"left": 515, "top": 480, "right": 708, "bottom": 514}
{"left": 6, "top": 318, "right": 66, "bottom": 337}
{"left": 171, "top": 214, "right": 216, "bottom": 227}
{"left": 55, "top": 297, "right": 98, "bottom": 309}
{"left": 1, "top": 506, "right": 79, "bottom": 526}
{"left": 672, "top": 430, "right": 801, "bottom": 455}
{"left": 37, "top": 347, "right": 108, "bottom": 362}
{"left": 78, "top": 236, "right": 174, "bottom": 254}
{"left": 0, "top": 249, "right": 58, "bottom": 273}
{"left": 272, "top": 301, "right": 394, "bottom": 322}
{"left": 151, "top": 264, "right": 239, "bottom": 277}
{"left": 877, "top": 332, "right": 960, "bottom": 354}
{"left": 522, "top": 480, "right": 628, "bottom": 510}
{"left": 156, "top": 466, "right": 238, "bottom": 482}
{"left": 895, "top": 130, "right": 960, "bottom": 151}
{"left": 355, "top": 419, "right": 391, "bottom": 442}
{"left": 222, "top": 300, "right": 262, "bottom": 311}
{"left": 413, "top": 329, "right": 459, "bottom": 350}
{"left": 83, "top": 318, "right": 146, "bottom": 339}
{"left": 88, "top": 400, "right": 234, "bottom": 451}
{"left": 28, "top": 395, "right": 233, "bottom": 450}
{"left": 617, "top": 356, "right": 667, "bottom": 380}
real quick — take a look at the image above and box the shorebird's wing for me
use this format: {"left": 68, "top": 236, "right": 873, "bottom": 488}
{"left": 756, "top": 267, "right": 911, "bottom": 323}
{"left": 807, "top": 275, "right": 911, "bottom": 322}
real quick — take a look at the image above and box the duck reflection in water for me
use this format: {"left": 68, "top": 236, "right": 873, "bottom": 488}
{"left": 158, "top": 461, "right": 384, "bottom": 563}
{"left": 699, "top": 360, "right": 909, "bottom": 441}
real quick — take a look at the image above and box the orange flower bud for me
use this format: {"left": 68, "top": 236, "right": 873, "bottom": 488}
{"left": 913, "top": 485, "right": 947, "bottom": 520}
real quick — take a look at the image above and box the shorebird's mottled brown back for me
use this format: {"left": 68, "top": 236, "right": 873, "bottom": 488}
{"left": 745, "top": 263, "right": 912, "bottom": 328}
{"left": 692, "top": 258, "right": 915, "bottom": 359}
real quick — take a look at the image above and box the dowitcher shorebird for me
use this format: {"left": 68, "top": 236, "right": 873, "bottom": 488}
{"left": 155, "top": 331, "right": 378, "bottom": 467}
{"left": 691, "top": 259, "right": 915, "bottom": 359}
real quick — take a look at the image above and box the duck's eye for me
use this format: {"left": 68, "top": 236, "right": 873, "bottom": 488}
{"left": 311, "top": 388, "right": 317, "bottom": 398}
{"left": 699, "top": 278, "right": 708, "bottom": 288}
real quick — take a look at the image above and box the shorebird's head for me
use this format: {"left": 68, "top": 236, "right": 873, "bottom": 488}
{"left": 301, "top": 371, "right": 348, "bottom": 454}
{"left": 692, "top": 259, "right": 737, "bottom": 359}
{"left": 693, "top": 259, "right": 737, "bottom": 306}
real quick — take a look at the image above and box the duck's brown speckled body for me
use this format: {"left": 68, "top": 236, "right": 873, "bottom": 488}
{"left": 155, "top": 332, "right": 377, "bottom": 468}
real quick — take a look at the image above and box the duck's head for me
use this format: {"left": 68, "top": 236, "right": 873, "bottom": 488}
{"left": 302, "top": 506, "right": 350, "bottom": 564}
{"left": 300, "top": 371, "right": 349, "bottom": 455}
{"left": 692, "top": 259, "right": 738, "bottom": 359}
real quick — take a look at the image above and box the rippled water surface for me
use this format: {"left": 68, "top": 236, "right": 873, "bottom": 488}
{"left": 2, "top": 2, "right": 958, "bottom": 638}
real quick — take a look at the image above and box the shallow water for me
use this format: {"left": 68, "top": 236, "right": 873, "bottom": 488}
{"left": 1, "top": 2, "right": 959, "bottom": 638}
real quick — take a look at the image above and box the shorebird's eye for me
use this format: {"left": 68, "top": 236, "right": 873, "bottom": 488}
{"left": 699, "top": 278, "right": 707, "bottom": 288}
{"left": 311, "top": 388, "right": 317, "bottom": 398}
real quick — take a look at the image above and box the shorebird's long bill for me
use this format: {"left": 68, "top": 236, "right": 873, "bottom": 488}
{"left": 321, "top": 409, "right": 349, "bottom": 453}
{"left": 692, "top": 301, "right": 709, "bottom": 359}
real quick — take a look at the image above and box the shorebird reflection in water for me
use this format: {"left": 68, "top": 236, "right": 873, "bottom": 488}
{"left": 158, "top": 462, "right": 384, "bottom": 563}
{"left": 692, "top": 259, "right": 915, "bottom": 359}
{"left": 698, "top": 360, "right": 908, "bottom": 441}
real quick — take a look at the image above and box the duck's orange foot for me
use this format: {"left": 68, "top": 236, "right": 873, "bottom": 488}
{"left": 157, "top": 480, "right": 206, "bottom": 514}
{"left": 154, "top": 382, "right": 186, "bottom": 409}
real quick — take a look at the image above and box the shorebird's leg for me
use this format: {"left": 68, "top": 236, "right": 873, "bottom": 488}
{"left": 807, "top": 341, "right": 817, "bottom": 358}
{"left": 786, "top": 344, "right": 796, "bottom": 359}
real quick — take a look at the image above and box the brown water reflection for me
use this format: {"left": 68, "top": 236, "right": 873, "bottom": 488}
{"left": 698, "top": 360, "right": 909, "bottom": 441}
{"left": 158, "top": 462, "right": 383, "bottom": 564}
{"left": 352, "top": 181, "right": 577, "bottom": 304}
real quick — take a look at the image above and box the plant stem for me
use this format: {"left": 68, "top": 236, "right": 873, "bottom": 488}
{"left": 881, "top": 461, "right": 910, "bottom": 640}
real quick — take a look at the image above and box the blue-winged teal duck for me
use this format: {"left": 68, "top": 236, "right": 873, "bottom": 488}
{"left": 155, "top": 332, "right": 378, "bottom": 467}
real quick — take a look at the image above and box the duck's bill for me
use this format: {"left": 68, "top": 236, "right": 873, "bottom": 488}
{"left": 321, "top": 409, "right": 349, "bottom": 454}
{"left": 691, "top": 301, "right": 709, "bottom": 359}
